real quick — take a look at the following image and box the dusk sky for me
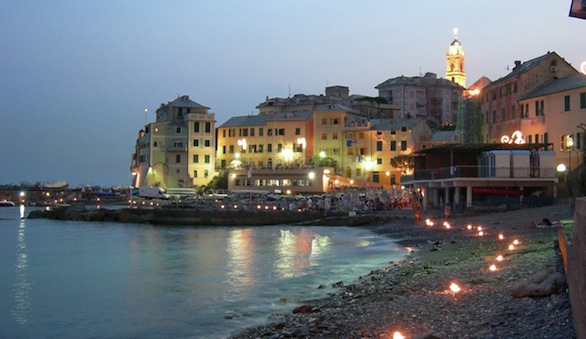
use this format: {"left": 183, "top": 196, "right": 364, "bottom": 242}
{"left": 1, "top": 1, "right": 584, "bottom": 187}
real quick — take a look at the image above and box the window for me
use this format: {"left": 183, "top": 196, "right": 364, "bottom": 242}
{"left": 376, "top": 141, "right": 383, "bottom": 151}
{"left": 332, "top": 148, "right": 339, "bottom": 155}
{"left": 295, "top": 128, "right": 300, "bottom": 135}
{"left": 153, "top": 141, "right": 158, "bottom": 147}
{"left": 400, "top": 140, "right": 407, "bottom": 151}
{"left": 390, "top": 130, "right": 396, "bottom": 135}
{"left": 229, "top": 145, "right": 234, "bottom": 154}
{"left": 501, "top": 107, "right": 506, "bottom": 121}
{"left": 194, "top": 122, "right": 200, "bottom": 133}
{"left": 176, "top": 127, "right": 181, "bottom": 133}
{"left": 221, "top": 159, "right": 226, "bottom": 168}
{"left": 204, "top": 122, "right": 211, "bottom": 133}
{"left": 372, "top": 172, "right": 379, "bottom": 183}
{"left": 580, "top": 92, "right": 586, "bottom": 109}
{"left": 492, "top": 110, "right": 496, "bottom": 123}
{"left": 222, "top": 145, "right": 226, "bottom": 154}
{"left": 258, "top": 144, "right": 263, "bottom": 153}
{"left": 356, "top": 168, "right": 361, "bottom": 176}
{"left": 204, "top": 139, "right": 211, "bottom": 147}
{"left": 268, "top": 129, "right": 273, "bottom": 136}
{"left": 321, "top": 133, "right": 327, "bottom": 140}
{"left": 322, "top": 118, "right": 327, "bottom": 125}
{"left": 565, "top": 95, "right": 571, "bottom": 111}
{"left": 544, "top": 133, "right": 549, "bottom": 145}
{"left": 193, "top": 139, "right": 199, "bottom": 147}
{"left": 333, "top": 118, "right": 338, "bottom": 125}
{"left": 178, "top": 108, "right": 183, "bottom": 117}
{"left": 332, "top": 133, "right": 338, "bottom": 140}
{"left": 204, "top": 170, "right": 209, "bottom": 178}
{"left": 259, "top": 128, "right": 264, "bottom": 136}
{"left": 390, "top": 141, "right": 396, "bottom": 151}
{"left": 222, "top": 129, "right": 226, "bottom": 138}
{"left": 527, "top": 135, "right": 532, "bottom": 144}
{"left": 401, "top": 126, "right": 407, "bottom": 132}
{"left": 204, "top": 155, "right": 210, "bottom": 164}
{"left": 267, "top": 144, "right": 272, "bottom": 152}
{"left": 511, "top": 104, "right": 516, "bottom": 119}
{"left": 277, "top": 144, "right": 282, "bottom": 152}
{"left": 359, "top": 147, "right": 366, "bottom": 155}
{"left": 193, "top": 154, "right": 199, "bottom": 163}
{"left": 175, "top": 154, "right": 181, "bottom": 163}
{"left": 277, "top": 128, "right": 285, "bottom": 136}
{"left": 377, "top": 158, "right": 382, "bottom": 165}
{"left": 359, "top": 132, "right": 364, "bottom": 139}
{"left": 193, "top": 170, "right": 198, "bottom": 178}
{"left": 250, "top": 128, "right": 255, "bottom": 137}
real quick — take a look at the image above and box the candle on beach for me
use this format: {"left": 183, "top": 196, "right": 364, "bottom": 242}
{"left": 449, "top": 282, "right": 461, "bottom": 293}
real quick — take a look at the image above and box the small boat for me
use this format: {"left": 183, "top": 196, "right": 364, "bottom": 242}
{"left": 0, "top": 200, "right": 16, "bottom": 207}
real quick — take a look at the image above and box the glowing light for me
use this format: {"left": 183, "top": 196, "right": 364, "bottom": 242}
{"left": 385, "top": 171, "right": 391, "bottom": 176}
{"left": 286, "top": 190, "right": 291, "bottom": 195}
{"left": 557, "top": 164, "right": 567, "bottom": 172}
{"left": 323, "top": 169, "right": 330, "bottom": 174}
{"left": 443, "top": 221, "right": 451, "bottom": 229}
{"left": 349, "top": 179, "right": 354, "bottom": 185}
{"left": 512, "top": 239, "right": 520, "bottom": 245}
{"left": 508, "top": 244, "right": 515, "bottom": 251}
{"left": 449, "top": 282, "right": 461, "bottom": 293}
{"left": 334, "top": 179, "right": 339, "bottom": 185}
{"left": 425, "top": 219, "right": 434, "bottom": 226}
{"left": 231, "top": 173, "right": 237, "bottom": 179}
{"left": 282, "top": 149, "right": 293, "bottom": 162}
{"left": 220, "top": 205, "right": 225, "bottom": 209}
{"left": 501, "top": 130, "right": 525, "bottom": 144}
{"left": 235, "top": 152, "right": 241, "bottom": 159}
{"left": 308, "top": 172, "right": 315, "bottom": 180}
{"left": 257, "top": 205, "right": 261, "bottom": 209}
{"left": 489, "top": 264, "right": 497, "bottom": 272}
{"left": 233, "top": 205, "right": 238, "bottom": 209}
{"left": 498, "top": 233, "right": 504, "bottom": 240}
{"left": 477, "top": 226, "right": 483, "bottom": 231}
{"left": 319, "top": 150, "right": 326, "bottom": 158}
{"left": 496, "top": 255, "right": 503, "bottom": 261}
{"left": 467, "top": 224, "right": 473, "bottom": 230}
{"left": 393, "top": 332, "right": 405, "bottom": 339}
{"left": 478, "top": 231, "right": 484, "bottom": 236}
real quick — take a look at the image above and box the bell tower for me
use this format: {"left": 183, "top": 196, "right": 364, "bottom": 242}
{"left": 446, "top": 28, "right": 466, "bottom": 88}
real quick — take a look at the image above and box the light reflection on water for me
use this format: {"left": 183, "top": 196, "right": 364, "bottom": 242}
{"left": 0, "top": 207, "right": 408, "bottom": 338}
{"left": 12, "top": 218, "right": 32, "bottom": 325}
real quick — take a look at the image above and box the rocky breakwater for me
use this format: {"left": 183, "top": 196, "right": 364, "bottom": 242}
{"left": 27, "top": 203, "right": 402, "bottom": 226}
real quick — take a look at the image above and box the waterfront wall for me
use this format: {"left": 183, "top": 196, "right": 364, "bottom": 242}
{"left": 569, "top": 198, "right": 586, "bottom": 339}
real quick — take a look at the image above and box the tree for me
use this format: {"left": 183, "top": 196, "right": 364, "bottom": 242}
{"left": 390, "top": 154, "right": 414, "bottom": 174}
{"left": 309, "top": 155, "right": 337, "bottom": 168}
{"left": 207, "top": 170, "right": 228, "bottom": 190}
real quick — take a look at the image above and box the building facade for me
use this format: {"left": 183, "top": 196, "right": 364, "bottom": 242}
{"left": 517, "top": 74, "right": 586, "bottom": 193}
{"left": 131, "top": 95, "right": 216, "bottom": 189}
{"left": 480, "top": 51, "right": 579, "bottom": 143}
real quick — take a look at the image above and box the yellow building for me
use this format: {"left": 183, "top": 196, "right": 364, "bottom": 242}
{"left": 518, "top": 74, "right": 586, "bottom": 176}
{"left": 131, "top": 95, "right": 216, "bottom": 189}
{"left": 446, "top": 28, "right": 466, "bottom": 88}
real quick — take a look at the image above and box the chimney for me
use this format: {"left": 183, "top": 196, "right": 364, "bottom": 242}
{"left": 513, "top": 60, "right": 522, "bottom": 71}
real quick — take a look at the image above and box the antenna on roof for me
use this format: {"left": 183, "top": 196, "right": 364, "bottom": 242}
{"left": 288, "top": 84, "right": 291, "bottom": 98}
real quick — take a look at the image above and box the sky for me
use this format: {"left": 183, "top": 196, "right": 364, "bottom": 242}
{"left": 1, "top": 1, "right": 584, "bottom": 187}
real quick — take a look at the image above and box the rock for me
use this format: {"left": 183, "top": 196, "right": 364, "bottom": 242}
{"left": 292, "top": 305, "right": 318, "bottom": 314}
{"left": 332, "top": 281, "right": 344, "bottom": 288}
{"left": 511, "top": 268, "right": 566, "bottom": 298}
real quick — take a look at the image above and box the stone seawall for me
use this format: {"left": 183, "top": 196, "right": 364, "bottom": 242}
{"left": 569, "top": 198, "right": 586, "bottom": 339}
{"left": 27, "top": 204, "right": 407, "bottom": 227}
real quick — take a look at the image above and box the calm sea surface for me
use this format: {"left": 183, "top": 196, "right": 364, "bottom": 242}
{"left": 0, "top": 206, "right": 408, "bottom": 338}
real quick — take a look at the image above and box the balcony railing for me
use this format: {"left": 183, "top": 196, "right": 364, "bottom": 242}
{"left": 412, "top": 165, "right": 557, "bottom": 181}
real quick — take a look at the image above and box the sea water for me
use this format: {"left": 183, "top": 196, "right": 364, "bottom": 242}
{"left": 0, "top": 206, "right": 408, "bottom": 338}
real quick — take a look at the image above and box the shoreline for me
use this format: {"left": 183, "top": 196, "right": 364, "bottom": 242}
{"left": 230, "top": 204, "right": 576, "bottom": 338}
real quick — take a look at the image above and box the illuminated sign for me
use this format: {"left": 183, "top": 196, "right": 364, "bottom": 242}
{"left": 501, "top": 131, "right": 525, "bottom": 144}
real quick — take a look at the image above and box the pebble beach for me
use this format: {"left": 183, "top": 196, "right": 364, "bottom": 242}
{"left": 231, "top": 204, "right": 577, "bottom": 338}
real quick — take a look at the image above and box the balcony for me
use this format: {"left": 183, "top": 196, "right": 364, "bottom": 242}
{"left": 413, "top": 165, "right": 557, "bottom": 181}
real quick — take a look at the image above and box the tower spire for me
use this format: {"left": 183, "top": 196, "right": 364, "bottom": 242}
{"left": 446, "top": 28, "right": 466, "bottom": 88}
